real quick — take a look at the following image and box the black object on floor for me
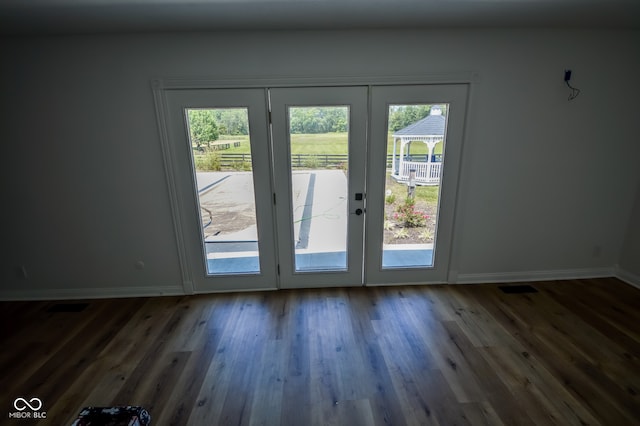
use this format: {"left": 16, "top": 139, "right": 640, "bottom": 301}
{"left": 47, "top": 303, "right": 89, "bottom": 312}
{"left": 498, "top": 285, "right": 538, "bottom": 294}
{"left": 71, "top": 406, "right": 151, "bottom": 425}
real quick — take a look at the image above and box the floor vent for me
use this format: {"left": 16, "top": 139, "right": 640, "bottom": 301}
{"left": 498, "top": 285, "right": 538, "bottom": 294}
{"left": 47, "top": 303, "right": 89, "bottom": 312}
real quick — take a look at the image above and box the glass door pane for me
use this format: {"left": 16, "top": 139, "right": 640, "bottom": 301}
{"left": 288, "top": 106, "right": 350, "bottom": 271}
{"left": 381, "top": 104, "right": 448, "bottom": 269}
{"left": 270, "top": 87, "right": 367, "bottom": 289}
{"left": 185, "top": 108, "right": 260, "bottom": 275}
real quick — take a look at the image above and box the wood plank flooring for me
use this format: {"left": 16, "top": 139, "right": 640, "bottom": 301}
{"left": 1, "top": 278, "right": 639, "bottom": 425}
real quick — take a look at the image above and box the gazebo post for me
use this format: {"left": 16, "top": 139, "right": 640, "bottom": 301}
{"left": 398, "top": 138, "right": 406, "bottom": 181}
{"left": 427, "top": 140, "right": 433, "bottom": 182}
{"left": 391, "top": 137, "right": 397, "bottom": 176}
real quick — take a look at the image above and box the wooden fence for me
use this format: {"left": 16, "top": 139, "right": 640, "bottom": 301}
{"left": 194, "top": 151, "right": 441, "bottom": 169}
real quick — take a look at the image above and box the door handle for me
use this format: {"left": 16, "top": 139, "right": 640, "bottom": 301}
{"left": 354, "top": 208, "right": 364, "bottom": 216}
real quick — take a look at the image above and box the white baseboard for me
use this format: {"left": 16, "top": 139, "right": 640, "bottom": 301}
{"left": 613, "top": 266, "right": 640, "bottom": 290}
{"left": 2, "top": 267, "right": 637, "bottom": 301}
{"left": 456, "top": 267, "right": 614, "bottom": 285}
{"left": 0, "top": 285, "right": 186, "bottom": 301}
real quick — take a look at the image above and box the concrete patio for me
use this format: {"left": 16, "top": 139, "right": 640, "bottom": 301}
{"left": 196, "top": 170, "right": 434, "bottom": 275}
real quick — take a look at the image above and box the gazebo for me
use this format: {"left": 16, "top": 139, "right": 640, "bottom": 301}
{"left": 390, "top": 106, "right": 445, "bottom": 185}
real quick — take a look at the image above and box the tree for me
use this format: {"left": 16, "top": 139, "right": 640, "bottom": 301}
{"left": 389, "top": 105, "right": 435, "bottom": 132}
{"left": 289, "top": 107, "right": 349, "bottom": 134}
{"left": 188, "top": 109, "right": 219, "bottom": 148}
{"left": 213, "top": 109, "right": 249, "bottom": 135}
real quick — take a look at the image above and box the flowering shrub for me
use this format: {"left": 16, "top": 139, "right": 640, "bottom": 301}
{"left": 393, "top": 197, "right": 429, "bottom": 228}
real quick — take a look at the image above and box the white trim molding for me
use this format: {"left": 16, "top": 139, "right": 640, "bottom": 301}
{"left": 151, "top": 81, "right": 195, "bottom": 295}
{"left": 456, "top": 267, "right": 614, "bottom": 284}
{"left": 153, "top": 71, "right": 480, "bottom": 91}
{"left": 613, "top": 265, "right": 640, "bottom": 290}
{"left": 0, "top": 285, "right": 186, "bottom": 301}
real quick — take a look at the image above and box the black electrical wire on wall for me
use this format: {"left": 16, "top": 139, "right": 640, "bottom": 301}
{"left": 564, "top": 70, "right": 581, "bottom": 101}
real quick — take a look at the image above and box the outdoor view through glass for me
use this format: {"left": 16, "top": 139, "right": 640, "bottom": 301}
{"left": 186, "top": 108, "right": 261, "bottom": 275}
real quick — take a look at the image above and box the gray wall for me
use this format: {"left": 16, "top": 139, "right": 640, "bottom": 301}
{"left": 2, "top": 29, "right": 640, "bottom": 298}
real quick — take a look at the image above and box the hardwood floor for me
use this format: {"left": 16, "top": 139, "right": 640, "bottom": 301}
{"left": 1, "top": 278, "right": 639, "bottom": 425}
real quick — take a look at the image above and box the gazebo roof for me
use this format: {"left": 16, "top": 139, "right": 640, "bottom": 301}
{"left": 393, "top": 107, "right": 445, "bottom": 138}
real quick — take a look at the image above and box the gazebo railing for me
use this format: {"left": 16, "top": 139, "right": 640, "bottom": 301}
{"left": 397, "top": 161, "right": 442, "bottom": 184}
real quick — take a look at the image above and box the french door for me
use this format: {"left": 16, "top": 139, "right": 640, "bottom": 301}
{"left": 270, "top": 87, "right": 368, "bottom": 288}
{"left": 159, "top": 83, "right": 468, "bottom": 292}
{"left": 366, "top": 84, "right": 468, "bottom": 285}
{"left": 163, "top": 88, "right": 278, "bottom": 292}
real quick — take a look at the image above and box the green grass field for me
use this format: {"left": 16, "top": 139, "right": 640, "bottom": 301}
{"left": 203, "top": 133, "right": 440, "bottom": 206}
{"left": 386, "top": 177, "right": 440, "bottom": 205}
{"left": 211, "top": 132, "right": 443, "bottom": 155}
